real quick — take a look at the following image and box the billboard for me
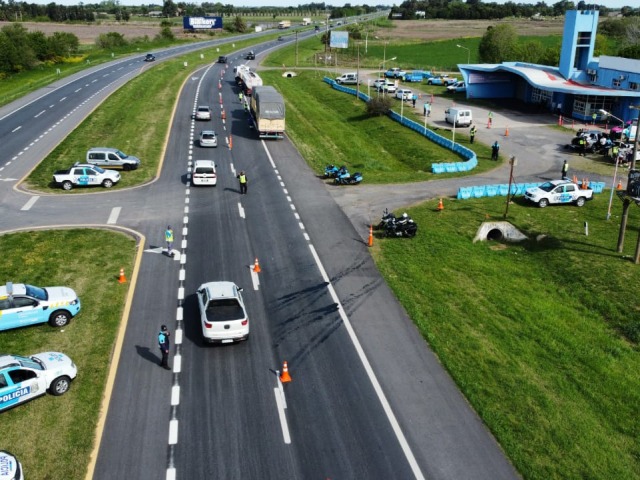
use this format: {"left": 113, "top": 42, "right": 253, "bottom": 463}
{"left": 330, "top": 31, "right": 349, "bottom": 49}
{"left": 183, "top": 16, "right": 223, "bottom": 30}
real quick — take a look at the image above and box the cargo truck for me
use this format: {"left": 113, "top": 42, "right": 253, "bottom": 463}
{"left": 250, "top": 86, "right": 285, "bottom": 139}
{"left": 278, "top": 20, "right": 291, "bottom": 29}
{"left": 302, "top": 18, "right": 312, "bottom": 25}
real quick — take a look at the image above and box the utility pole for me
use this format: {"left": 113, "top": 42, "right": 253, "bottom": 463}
{"left": 616, "top": 106, "right": 640, "bottom": 254}
{"left": 356, "top": 42, "right": 360, "bottom": 102}
{"left": 295, "top": 30, "right": 298, "bottom": 67}
{"left": 504, "top": 156, "right": 517, "bottom": 218}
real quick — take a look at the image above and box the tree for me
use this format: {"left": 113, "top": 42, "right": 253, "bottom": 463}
{"left": 516, "top": 40, "right": 544, "bottom": 64}
{"left": 233, "top": 15, "right": 247, "bottom": 33}
{"left": 162, "top": 0, "right": 177, "bottom": 18}
{"left": 478, "top": 24, "right": 518, "bottom": 63}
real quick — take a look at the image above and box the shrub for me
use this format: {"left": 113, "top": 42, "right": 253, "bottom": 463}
{"left": 366, "top": 95, "right": 393, "bottom": 116}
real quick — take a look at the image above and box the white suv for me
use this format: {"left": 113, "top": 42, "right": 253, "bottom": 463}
{"left": 192, "top": 160, "right": 217, "bottom": 186}
{"left": 396, "top": 88, "right": 413, "bottom": 101}
{"left": 374, "top": 79, "right": 397, "bottom": 93}
{"left": 197, "top": 281, "right": 249, "bottom": 343}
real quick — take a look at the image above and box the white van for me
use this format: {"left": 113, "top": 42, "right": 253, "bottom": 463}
{"left": 335, "top": 73, "right": 359, "bottom": 85}
{"left": 192, "top": 160, "right": 217, "bottom": 186}
{"left": 445, "top": 107, "right": 473, "bottom": 127}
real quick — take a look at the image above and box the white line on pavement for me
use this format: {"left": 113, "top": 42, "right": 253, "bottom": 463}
{"left": 274, "top": 388, "right": 291, "bottom": 444}
{"left": 20, "top": 196, "right": 39, "bottom": 211}
{"left": 107, "top": 207, "right": 121, "bottom": 224}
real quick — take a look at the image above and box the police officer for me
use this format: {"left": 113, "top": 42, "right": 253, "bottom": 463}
{"left": 237, "top": 171, "right": 248, "bottom": 194}
{"left": 561, "top": 159, "right": 569, "bottom": 179}
{"left": 611, "top": 144, "right": 619, "bottom": 163}
{"left": 491, "top": 141, "right": 500, "bottom": 160}
{"left": 238, "top": 91, "right": 244, "bottom": 103}
{"left": 165, "top": 226, "right": 174, "bottom": 257}
{"left": 469, "top": 124, "right": 477, "bottom": 144}
{"left": 578, "top": 136, "right": 586, "bottom": 156}
{"left": 158, "top": 325, "right": 171, "bottom": 370}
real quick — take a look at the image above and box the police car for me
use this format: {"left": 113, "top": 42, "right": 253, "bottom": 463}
{"left": 0, "top": 352, "right": 77, "bottom": 413}
{"left": 0, "top": 282, "right": 81, "bottom": 332}
{"left": 0, "top": 451, "right": 23, "bottom": 480}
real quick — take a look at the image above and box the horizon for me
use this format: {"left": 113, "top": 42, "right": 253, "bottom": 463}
{"left": 21, "top": 0, "right": 637, "bottom": 9}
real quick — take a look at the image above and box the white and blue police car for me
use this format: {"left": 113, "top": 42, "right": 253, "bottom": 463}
{"left": 0, "top": 351, "right": 77, "bottom": 413}
{"left": 0, "top": 282, "right": 81, "bottom": 332}
{"left": 0, "top": 450, "right": 23, "bottom": 480}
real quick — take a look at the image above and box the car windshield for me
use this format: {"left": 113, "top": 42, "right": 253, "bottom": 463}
{"left": 14, "top": 355, "right": 44, "bottom": 370}
{"left": 538, "top": 182, "right": 555, "bottom": 192}
{"left": 195, "top": 167, "right": 215, "bottom": 174}
{"left": 198, "top": 107, "right": 209, "bottom": 112}
{"left": 115, "top": 150, "right": 127, "bottom": 158}
{"left": 24, "top": 284, "right": 47, "bottom": 300}
{"left": 92, "top": 166, "right": 106, "bottom": 173}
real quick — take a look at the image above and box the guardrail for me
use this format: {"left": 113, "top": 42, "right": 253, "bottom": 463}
{"left": 323, "top": 77, "right": 478, "bottom": 174}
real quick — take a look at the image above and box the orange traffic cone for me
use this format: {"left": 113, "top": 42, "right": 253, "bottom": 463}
{"left": 504, "top": 126, "right": 509, "bottom": 137}
{"left": 280, "top": 361, "right": 291, "bottom": 383}
{"left": 437, "top": 198, "right": 444, "bottom": 211}
{"left": 367, "top": 225, "right": 373, "bottom": 247}
{"left": 253, "top": 258, "right": 261, "bottom": 273}
{"left": 229, "top": 135, "right": 233, "bottom": 151}
{"left": 118, "top": 268, "right": 127, "bottom": 284}
{"left": 617, "top": 180, "right": 623, "bottom": 190}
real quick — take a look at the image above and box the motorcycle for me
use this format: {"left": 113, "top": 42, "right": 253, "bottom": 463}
{"left": 384, "top": 213, "right": 418, "bottom": 238}
{"left": 334, "top": 171, "right": 363, "bottom": 185}
{"left": 374, "top": 208, "right": 397, "bottom": 230}
{"left": 324, "top": 165, "right": 348, "bottom": 178}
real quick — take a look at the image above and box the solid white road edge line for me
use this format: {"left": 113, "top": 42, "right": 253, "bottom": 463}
{"left": 274, "top": 388, "right": 292, "bottom": 444}
{"left": 307, "top": 244, "right": 426, "bottom": 480}
{"left": 261, "top": 140, "right": 277, "bottom": 168}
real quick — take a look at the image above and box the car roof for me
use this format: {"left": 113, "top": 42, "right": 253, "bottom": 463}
{"left": 0, "top": 283, "right": 27, "bottom": 297}
{"left": 197, "top": 105, "right": 210, "bottom": 110}
{"left": 0, "top": 355, "right": 22, "bottom": 369}
{"left": 194, "top": 159, "right": 215, "bottom": 166}
{"left": 89, "top": 147, "right": 118, "bottom": 153}
{"left": 200, "top": 281, "right": 238, "bottom": 298}
{"left": 200, "top": 130, "right": 216, "bottom": 135}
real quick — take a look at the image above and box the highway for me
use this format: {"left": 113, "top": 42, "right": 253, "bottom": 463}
{"left": 0, "top": 32, "right": 520, "bottom": 480}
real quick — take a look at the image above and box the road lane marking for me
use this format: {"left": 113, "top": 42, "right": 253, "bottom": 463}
{"left": 168, "top": 420, "right": 179, "bottom": 444}
{"left": 166, "top": 468, "right": 176, "bottom": 480}
{"left": 171, "top": 386, "right": 180, "bottom": 406}
{"left": 177, "top": 307, "right": 183, "bottom": 321}
{"left": 35, "top": 110, "right": 46, "bottom": 118}
{"left": 173, "top": 355, "right": 182, "bottom": 373}
{"left": 175, "top": 328, "right": 183, "bottom": 345}
{"left": 107, "top": 207, "right": 121, "bottom": 224}
{"left": 250, "top": 265, "right": 260, "bottom": 290}
{"left": 238, "top": 202, "right": 245, "bottom": 218}
{"left": 307, "top": 244, "right": 425, "bottom": 480}
{"left": 274, "top": 388, "right": 292, "bottom": 444}
{"left": 20, "top": 196, "right": 39, "bottom": 211}
{"left": 11, "top": 126, "right": 21, "bottom": 132}
{"left": 178, "top": 287, "right": 184, "bottom": 300}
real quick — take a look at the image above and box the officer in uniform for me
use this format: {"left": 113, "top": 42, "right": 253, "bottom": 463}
{"left": 165, "top": 226, "right": 174, "bottom": 257}
{"left": 578, "top": 136, "right": 586, "bottom": 156}
{"left": 237, "top": 171, "right": 248, "bottom": 194}
{"left": 158, "top": 325, "right": 171, "bottom": 370}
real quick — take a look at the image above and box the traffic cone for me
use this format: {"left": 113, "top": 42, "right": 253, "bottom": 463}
{"left": 218, "top": 81, "right": 221, "bottom": 90}
{"left": 118, "top": 268, "right": 127, "bottom": 284}
{"left": 253, "top": 258, "right": 261, "bottom": 273}
{"left": 617, "top": 180, "right": 623, "bottom": 190}
{"left": 368, "top": 225, "right": 373, "bottom": 247}
{"left": 504, "top": 126, "right": 509, "bottom": 137}
{"left": 221, "top": 109, "right": 226, "bottom": 120}
{"left": 437, "top": 198, "right": 444, "bottom": 211}
{"left": 229, "top": 135, "right": 233, "bottom": 150}
{"left": 573, "top": 175, "right": 578, "bottom": 184}
{"left": 280, "top": 361, "right": 291, "bottom": 383}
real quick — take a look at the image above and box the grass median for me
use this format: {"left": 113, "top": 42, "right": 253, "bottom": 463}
{"left": 0, "top": 229, "right": 136, "bottom": 479}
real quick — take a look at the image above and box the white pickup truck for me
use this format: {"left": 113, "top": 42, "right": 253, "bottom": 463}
{"left": 524, "top": 180, "right": 593, "bottom": 208}
{"left": 52, "top": 163, "right": 120, "bottom": 190}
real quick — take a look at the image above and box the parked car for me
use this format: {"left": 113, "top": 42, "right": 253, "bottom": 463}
{"left": 0, "top": 450, "right": 23, "bottom": 480}
{"left": 197, "top": 281, "right": 249, "bottom": 343}
{"left": 52, "top": 163, "right": 120, "bottom": 190}
{"left": 446, "top": 81, "right": 467, "bottom": 93}
{"left": 0, "top": 282, "right": 81, "bottom": 331}
{"left": 335, "top": 73, "right": 359, "bottom": 85}
{"left": 385, "top": 67, "right": 407, "bottom": 79}
{"left": 192, "top": 160, "right": 217, "bottom": 186}
{"left": 395, "top": 88, "right": 413, "bottom": 101}
{"left": 86, "top": 147, "right": 140, "bottom": 171}
{"left": 195, "top": 105, "right": 211, "bottom": 121}
{"left": 373, "top": 79, "right": 397, "bottom": 93}
{"left": 0, "top": 351, "right": 78, "bottom": 412}
{"left": 198, "top": 130, "right": 218, "bottom": 148}
{"left": 524, "top": 180, "right": 593, "bottom": 207}
{"left": 143, "top": 53, "right": 155, "bottom": 62}
{"left": 427, "top": 75, "right": 459, "bottom": 86}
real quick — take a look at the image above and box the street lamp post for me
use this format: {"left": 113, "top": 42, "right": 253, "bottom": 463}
{"left": 599, "top": 109, "right": 625, "bottom": 221}
{"left": 456, "top": 44, "right": 470, "bottom": 64}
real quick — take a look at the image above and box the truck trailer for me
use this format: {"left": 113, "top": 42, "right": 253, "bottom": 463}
{"left": 278, "top": 20, "right": 291, "bottom": 29}
{"left": 250, "top": 86, "right": 285, "bottom": 139}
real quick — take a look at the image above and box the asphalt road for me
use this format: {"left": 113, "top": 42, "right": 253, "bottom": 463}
{"left": 0, "top": 35, "right": 521, "bottom": 480}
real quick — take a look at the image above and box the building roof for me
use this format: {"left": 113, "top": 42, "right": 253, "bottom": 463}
{"left": 462, "top": 62, "right": 639, "bottom": 98}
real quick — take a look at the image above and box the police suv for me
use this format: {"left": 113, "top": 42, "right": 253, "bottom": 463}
{"left": 0, "top": 282, "right": 81, "bottom": 331}
{"left": 0, "top": 451, "right": 23, "bottom": 480}
{"left": 0, "top": 351, "right": 77, "bottom": 413}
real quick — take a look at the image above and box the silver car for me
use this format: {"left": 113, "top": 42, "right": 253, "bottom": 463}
{"left": 199, "top": 130, "right": 218, "bottom": 147}
{"left": 195, "top": 105, "right": 211, "bottom": 120}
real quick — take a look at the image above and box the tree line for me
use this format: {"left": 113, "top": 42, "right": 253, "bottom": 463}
{"left": 390, "top": 0, "right": 640, "bottom": 20}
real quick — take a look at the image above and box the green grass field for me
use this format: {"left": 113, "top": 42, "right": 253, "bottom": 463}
{"left": 0, "top": 229, "right": 136, "bottom": 479}
{"left": 374, "top": 195, "right": 640, "bottom": 479}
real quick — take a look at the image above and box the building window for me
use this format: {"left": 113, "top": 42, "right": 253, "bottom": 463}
{"left": 531, "top": 87, "right": 552, "bottom": 105}
{"left": 588, "top": 72, "right": 597, "bottom": 83}
{"left": 577, "top": 32, "right": 591, "bottom": 46}
{"left": 630, "top": 82, "right": 639, "bottom": 91}
{"left": 613, "top": 78, "right": 621, "bottom": 88}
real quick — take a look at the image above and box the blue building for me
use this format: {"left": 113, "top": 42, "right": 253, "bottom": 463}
{"left": 459, "top": 9, "right": 640, "bottom": 125}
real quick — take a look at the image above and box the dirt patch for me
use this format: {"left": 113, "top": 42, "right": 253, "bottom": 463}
{"left": 378, "top": 19, "right": 565, "bottom": 41}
